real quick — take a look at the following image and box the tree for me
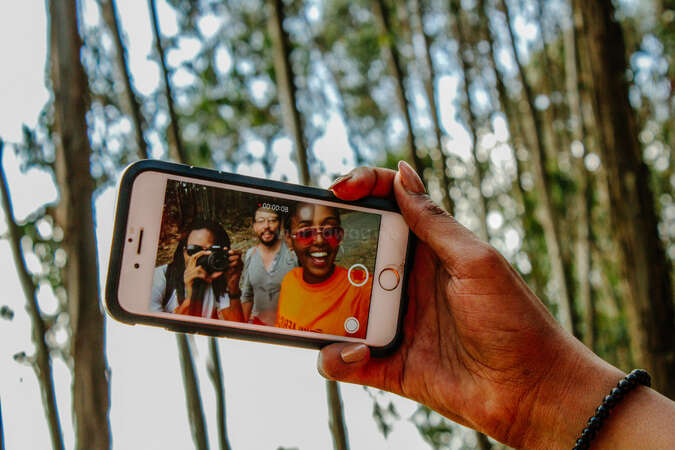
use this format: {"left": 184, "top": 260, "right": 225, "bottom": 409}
{"left": 148, "top": 1, "right": 210, "bottom": 447}
{"left": 267, "top": 0, "right": 311, "bottom": 184}
{"left": 267, "top": 1, "right": 349, "bottom": 448}
{"left": 406, "top": 0, "right": 454, "bottom": 213}
{"left": 372, "top": 0, "right": 424, "bottom": 176}
{"left": 0, "top": 140, "right": 64, "bottom": 450}
{"left": 48, "top": 1, "right": 111, "bottom": 447}
{"left": 498, "top": 0, "right": 576, "bottom": 336}
{"left": 97, "top": 0, "right": 149, "bottom": 160}
{"left": 577, "top": 0, "right": 675, "bottom": 398}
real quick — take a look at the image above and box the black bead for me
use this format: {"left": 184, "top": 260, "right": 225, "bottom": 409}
{"left": 618, "top": 378, "right": 632, "bottom": 390}
{"left": 625, "top": 372, "right": 638, "bottom": 384}
{"left": 587, "top": 416, "right": 602, "bottom": 431}
{"left": 610, "top": 387, "right": 623, "bottom": 398}
{"left": 595, "top": 404, "right": 609, "bottom": 419}
{"left": 582, "top": 427, "right": 596, "bottom": 440}
{"left": 603, "top": 394, "right": 617, "bottom": 407}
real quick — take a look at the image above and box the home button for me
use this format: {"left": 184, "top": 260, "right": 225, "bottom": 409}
{"left": 378, "top": 268, "right": 400, "bottom": 291}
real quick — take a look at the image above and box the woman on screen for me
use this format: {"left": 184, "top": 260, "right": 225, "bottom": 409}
{"left": 150, "top": 219, "right": 244, "bottom": 321}
{"left": 275, "top": 203, "right": 371, "bottom": 338}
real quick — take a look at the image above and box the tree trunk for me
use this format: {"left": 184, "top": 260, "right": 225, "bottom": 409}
{"left": 148, "top": 0, "right": 213, "bottom": 444}
{"left": 269, "top": 2, "right": 349, "bottom": 447}
{"left": 449, "top": 0, "right": 489, "bottom": 241}
{"left": 48, "top": 1, "right": 111, "bottom": 448}
{"left": 564, "top": 0, "right": 594, "bottom": 350}
{"left": 149, "top": 0, "right": 186, "bottom": 164}
{"left": 0, "top": 396, "right": 4, "bottom": 450}
{"left": 498, "top": 0, "right": 576, "bottom": 336}
{"left": 408, "top": 0, "right": 454, "bottom": 213}
{"left": 98, "top": 0, "right": 148, "bottom": 160}
{"left": 326, "top": 378, "right": 349, "bottom": 450}
{"left": 577, "top": 0, "right": 675, "bottom": 398}
{"left": 478, "top": 0, "right": 546, "bottom": 295}
{"left": 207, "top": 337, "right": 231, "bottom": 450}
{"left": 533, "top": 0, "right": 564, "bottom": 163}
{"left": 0, "top": 141, "right": 65, "bottom": 450}
{"left": 176, "top": 335, "right": 209, "bottom": 450}
{"left": 372, "top": 0, "right": 424, "bottom": 176}
{"left": 267, "top": 0, "right": 310, "bottom": 184}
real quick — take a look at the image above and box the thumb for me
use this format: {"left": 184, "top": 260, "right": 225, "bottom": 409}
{"left": 395, "top": 161, "right": 488, "bottom": 276}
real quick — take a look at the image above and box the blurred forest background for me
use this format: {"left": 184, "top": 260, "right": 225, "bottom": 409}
{"left": 156, "top": 179, "right": 379, "bottom": 271}
{"left": 0, "top": 0, "right": 672, "bottom": 449}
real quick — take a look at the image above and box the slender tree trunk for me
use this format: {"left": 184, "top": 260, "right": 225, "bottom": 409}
{"left": 408, "top": 0, "right": 454, "bottom": 213}
{"left": 577, "top": 0, "right": 675, "bottom": 398}
{"left": 564, "top": 0, "right": 594, "bottom": 350}
{"left": 479, "top": 0, "right": 545, "bottom": 298}
{"left": 148, "top": 0, "right": 213, "bottom": 444}
{"left": 326, "top": 378, "right": 349, "bottom": 450}
{"left": 267, "top": 0, "right": 310, "bottom": 184}
{"left": 372, "top": 0, "right": 424, "bottom": 176}
{"left": 449, "top": 0, "right": 489, "bottom": 241}
{"left": 176, "top": 335, "right": 208, "bottom": 450}
{"left": 207, "top": 338, "right": 231, "bottom": 450}
{"left": 149, "top": 0, "right": 186, "bottom": 164}
{"left": 305, "top": 27, "right": 365, "bottom": 166}
{"left": 98, "top": 0, "right": 148, "bottom": 160}
{"left": 0, "top": 396, "right": 3, "bottom": 450}
{"left": 533, "top": 0, "right": 564, "bottom": 162}
{"left": 0, "top": 141, "right": 65, "bottom": 450}
{"left": 498, "top": 0, "right": 576, "bottom": 336}
{"left": 48, "top": 2, "right": 111, "bottom": 448}
{"left": 269, "top": 2, "right": 349, "bottom": 447}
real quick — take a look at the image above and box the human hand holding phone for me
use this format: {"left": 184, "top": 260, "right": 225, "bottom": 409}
{"left": 318, "top": 162, "right": 641, "bottom": 449}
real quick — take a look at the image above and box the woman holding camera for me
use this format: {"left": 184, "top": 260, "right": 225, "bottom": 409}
{"left": 150, "top": 220, "right": 244, "bottom": 321}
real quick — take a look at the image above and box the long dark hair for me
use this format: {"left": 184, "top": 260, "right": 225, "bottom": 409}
{"left": 162, "top": 219, "right": 231, "bottom": 309}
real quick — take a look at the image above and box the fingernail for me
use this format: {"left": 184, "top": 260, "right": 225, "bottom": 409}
{"left": 328, "top": 174, "right": 352, "bottom": 192}
{"left": 340, "top": 343, "right": 369, "bottom": 363}
{"left": 398, "top": 160, "right": 426, "bottom": 194}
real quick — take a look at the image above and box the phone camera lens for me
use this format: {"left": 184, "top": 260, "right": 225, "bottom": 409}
{"left": 133, "top": 263, "right": 140, "bottom": 269}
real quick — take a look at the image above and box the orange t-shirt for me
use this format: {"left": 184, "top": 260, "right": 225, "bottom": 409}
{"left": 275, "top": 266, "right": 372, "bottom": 338}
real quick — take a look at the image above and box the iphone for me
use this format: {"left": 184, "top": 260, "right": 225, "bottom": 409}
{"left": 105, "top": 160, "right": 413, "bottom": 354}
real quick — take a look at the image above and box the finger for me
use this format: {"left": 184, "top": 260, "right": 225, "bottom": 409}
{"left": 329, "top": 167, "right": 396, "bottom": 200}
{"left": 317, "top": 342, "right": 400, "bottom": 393}
{"left": 188, "top": 250, "right": 209, "bottom": 267}
{"left": 394, "top": 161, "right": 492, "bottom": 277}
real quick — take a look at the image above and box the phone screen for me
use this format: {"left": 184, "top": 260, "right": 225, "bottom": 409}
{"left": 149, "top": 178, "right": 382, "bottom": 339}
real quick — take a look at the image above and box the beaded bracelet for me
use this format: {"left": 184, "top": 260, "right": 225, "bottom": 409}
{"left": 572, "top": 369, "right": 651, "bottom": 450}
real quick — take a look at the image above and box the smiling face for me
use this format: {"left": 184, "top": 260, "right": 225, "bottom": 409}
{"left": 287, "top": 203, "right": 341, "bottom": 284}
{"left": 253, "top": 208, "right": 280, "bottom": 247}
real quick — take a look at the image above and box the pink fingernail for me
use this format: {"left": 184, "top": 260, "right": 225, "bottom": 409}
{"left": 398, "top": 160, "right": 426, "bottom": 194}
{"left": 340, "top": 344, "right": 369, "bottom": 363}
{"left": 328, "top": 174, "right": 352, "bottom": 192}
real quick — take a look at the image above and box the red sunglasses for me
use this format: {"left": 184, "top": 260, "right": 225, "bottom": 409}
{"left": 291, "top": 226, "right": 344, "bottom": 246}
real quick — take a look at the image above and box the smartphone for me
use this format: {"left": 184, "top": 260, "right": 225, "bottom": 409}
{"left": 105, "top": 160, "right": 413, "bottom": 354}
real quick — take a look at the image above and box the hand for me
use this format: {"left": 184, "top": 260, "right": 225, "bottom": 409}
{"left": 183, "top": 249, "right": 223, "bottom": 301}
{"left": 225, "top": 249, "right": 243, "bottom": 296}
{"left": 318, "top": 162, "right": 625, "bottom": 448}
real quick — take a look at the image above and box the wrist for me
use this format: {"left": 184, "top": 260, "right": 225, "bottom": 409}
{"left": 520, "top": 340, "right": 624, "bottom": 449}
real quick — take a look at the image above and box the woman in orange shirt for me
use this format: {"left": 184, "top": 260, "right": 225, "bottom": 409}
{"left": 275, "top": 203, "right": 372, "bottom": 338}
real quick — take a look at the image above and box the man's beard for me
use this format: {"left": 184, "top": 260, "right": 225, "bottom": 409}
{"left": 259, "top": 231, "right": 278, "bottom": 247}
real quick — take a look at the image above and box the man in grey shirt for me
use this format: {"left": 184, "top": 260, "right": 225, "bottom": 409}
{"left": 241, "top": 206, "right": 297, "bottom": 325}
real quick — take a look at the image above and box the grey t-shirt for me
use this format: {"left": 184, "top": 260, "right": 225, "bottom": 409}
{"left": 241, "top": 241, "right": 297, "bottom": 322}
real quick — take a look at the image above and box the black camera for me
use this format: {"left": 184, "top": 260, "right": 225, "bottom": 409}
{"left": 196, "top": 245, "right": 228, "bottom": 273}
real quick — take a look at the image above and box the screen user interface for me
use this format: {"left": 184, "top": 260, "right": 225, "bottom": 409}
{"left": 149, "top": 179, "right": 381, "bottom": 338}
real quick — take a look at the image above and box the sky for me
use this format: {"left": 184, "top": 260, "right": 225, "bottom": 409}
{"left": 0, "top": 1, "right": 481, "bottom": 449}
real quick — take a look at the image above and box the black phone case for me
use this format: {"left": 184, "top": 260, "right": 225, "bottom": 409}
{"left": 105, "top": 159, "right": 415, "bottom": 356}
